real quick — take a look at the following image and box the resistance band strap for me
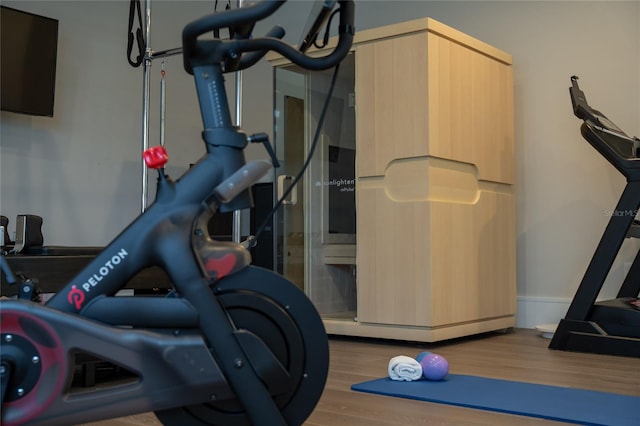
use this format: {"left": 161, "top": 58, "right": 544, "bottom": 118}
{"left": 127, "top": 0, "right": 145, "bottom": 67}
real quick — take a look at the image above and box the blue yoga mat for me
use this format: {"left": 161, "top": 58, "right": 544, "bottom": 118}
{"left": 351, "top": 374, "right": 640, "bottom": 426}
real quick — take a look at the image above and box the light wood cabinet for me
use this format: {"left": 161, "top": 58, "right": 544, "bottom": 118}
{"left": 270, "top": 18, "right": 515, "bottom": 342}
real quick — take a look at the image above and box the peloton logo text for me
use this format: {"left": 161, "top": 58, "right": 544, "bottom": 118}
{"left": 81, "top": 249, "right": 128, "bottom": 292}
{"left": 68, "top": 249, "right": 129, "bottom": 309}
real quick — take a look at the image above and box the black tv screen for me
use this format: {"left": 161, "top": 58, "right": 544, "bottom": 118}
{"left": 1, "top": 6, "right": 59, "bottom": 117}
{"left": 327, "top": 145, "right": 356, "bottom": 236}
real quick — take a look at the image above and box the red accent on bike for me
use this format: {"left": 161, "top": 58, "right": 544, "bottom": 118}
{"left": 205, "top": 254, "right": 237, "bottom": 279}
{"left": 143, "top": 146, "right": 169, "bottom": 169}
{"left": 67, "top": 285, "right": 85, "bottom": 310}
{"left": 1, "top": 310, "right": 67, "bottom": 426}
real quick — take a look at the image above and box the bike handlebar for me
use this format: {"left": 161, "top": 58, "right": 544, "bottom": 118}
{"left": 226, "top": 25, "right": 286, "bottom": 73}
{"left": 182, "top": 0, "right": 354, "bottom": 74}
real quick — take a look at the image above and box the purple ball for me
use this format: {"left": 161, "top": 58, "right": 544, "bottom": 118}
{"left": 419, "top": 353, "right": 449, "bottom": 381}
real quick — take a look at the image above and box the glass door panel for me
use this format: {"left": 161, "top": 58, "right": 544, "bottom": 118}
{"left": 273, "top": 54, "right": 357, "bottom": 321}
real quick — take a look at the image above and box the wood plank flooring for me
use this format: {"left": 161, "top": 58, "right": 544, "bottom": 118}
{"left": 84, "top": 328, "right": 640, "bottom": 425}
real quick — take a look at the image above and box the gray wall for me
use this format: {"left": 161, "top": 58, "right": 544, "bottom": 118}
{"left": 1, "top": 1, "right": 639, "bottom": 327}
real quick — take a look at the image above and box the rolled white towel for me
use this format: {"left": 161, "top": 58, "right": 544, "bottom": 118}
{"left": 388, "top": 355, "right": 423, "bottom": 381}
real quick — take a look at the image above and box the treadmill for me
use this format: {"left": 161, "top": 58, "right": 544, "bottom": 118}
{"left": 548, "top": 76, "right": 640, "bottom": 357}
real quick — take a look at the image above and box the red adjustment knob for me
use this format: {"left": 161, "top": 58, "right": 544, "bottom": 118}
{"left": 143, "top": 146, "right": 169, "bottom": 169}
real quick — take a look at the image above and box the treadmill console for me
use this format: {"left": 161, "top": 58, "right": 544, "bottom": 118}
{"left": 569, "top": 76, "right": 640, "bottom": 161}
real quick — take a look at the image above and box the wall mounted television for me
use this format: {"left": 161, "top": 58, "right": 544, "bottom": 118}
{"left": 1, "top": 6, "right": 59, "bottom": 117}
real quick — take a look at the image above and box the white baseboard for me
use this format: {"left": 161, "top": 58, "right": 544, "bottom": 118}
{"left": 516, "top": 296, "right": 571, "bottom": 329}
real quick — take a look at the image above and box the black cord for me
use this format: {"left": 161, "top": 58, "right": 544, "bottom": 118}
{"left": 250, "top": 63, "right": 342, "bottom": 247}
{"left": 313, "top": 9, "right": 340, "bottom": 50}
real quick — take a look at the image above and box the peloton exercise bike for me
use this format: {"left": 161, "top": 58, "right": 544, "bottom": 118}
{"left": 549, "top": 76, "right": 640, "bottom": 358}
{"left": 0, "top": 1, "right": 355, "bottom": 424}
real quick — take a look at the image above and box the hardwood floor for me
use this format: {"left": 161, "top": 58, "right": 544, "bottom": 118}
{"left": 84, "top": 328, "right": 640, "bottom": 425}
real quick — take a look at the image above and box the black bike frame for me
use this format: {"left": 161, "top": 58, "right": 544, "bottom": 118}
{"left": 41, "top": 61, "right": 291, "bottom": 424}
{"left": 46, "top": 66, "right": 251, "bottom": 314}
